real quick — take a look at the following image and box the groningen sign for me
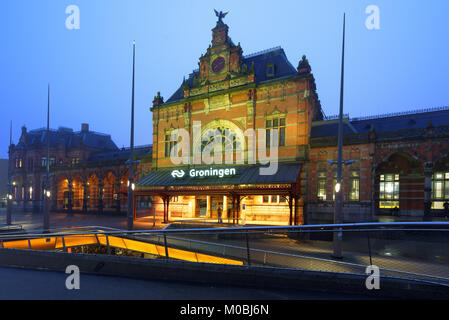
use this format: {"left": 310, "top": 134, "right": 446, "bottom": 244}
{"left": 171, "top": 168, "right": 237, "bottom": 179}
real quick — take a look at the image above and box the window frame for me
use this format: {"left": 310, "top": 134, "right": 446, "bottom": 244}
{"left": 265, "top": 115, "right": 286, "bottom": 148}
{"left": 432, "top": 172, "right": 449, "bottom": 209}
{"left": 379, "top": 173, "right": 400, "bottom": 209}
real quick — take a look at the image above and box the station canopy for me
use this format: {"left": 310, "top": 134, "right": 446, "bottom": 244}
{"left": 135, "top": 162, "right": 302, "bottom": 196}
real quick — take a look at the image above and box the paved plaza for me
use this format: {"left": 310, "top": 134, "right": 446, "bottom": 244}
{"left": 0, "top": 208, "right": 165, "bottom": 232}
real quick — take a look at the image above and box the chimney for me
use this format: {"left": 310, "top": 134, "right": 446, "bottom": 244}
{"left": 81, "top": 123, "right": 89, "bottom": 132}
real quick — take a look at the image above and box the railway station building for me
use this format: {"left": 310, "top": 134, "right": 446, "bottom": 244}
{"left": 8, "top": 16, "right": 449, "bottom": 225}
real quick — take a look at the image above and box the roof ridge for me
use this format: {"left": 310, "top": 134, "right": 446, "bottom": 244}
{"left": 351, "top": 106, "right": 449, "bottom": 122}
{"left": 243, "top": 46, "right": 282, "bottom": 59}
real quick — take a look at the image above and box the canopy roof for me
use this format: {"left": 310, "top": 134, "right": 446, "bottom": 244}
{"left": 136, "top": 162, "right": 302, "bottom": 195}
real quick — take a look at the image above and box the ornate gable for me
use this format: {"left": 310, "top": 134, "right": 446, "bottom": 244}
{"left": 180, "top": 11, "right": 255, "bottom": 99}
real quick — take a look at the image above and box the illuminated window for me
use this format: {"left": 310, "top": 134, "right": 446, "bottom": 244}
{"left": 349, "top": 171, "right": 360, "bottom": 201}
{"left": 317, "top": 172, "right": 327, "bottom": 201}
{"left": 432, "top": 172, "right": 449, "bottom": 209}
{"left": 379, "top": 174, "right": 400, "bottom": 208}
{"left": 266, "top": 117, "right": 286, "bottom": 147}
{"left": 262, "top": 195, "right": 286, "bottom": 204}
{"left": 164, "top": 131, "right": 177, "bottom": 158}
{"left": 15, "top": 158, "right": 23, "bottom": 168}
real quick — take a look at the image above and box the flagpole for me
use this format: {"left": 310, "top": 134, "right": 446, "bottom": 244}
{"left": 333, "top": 13, "right": 345, "bottom": 259}
{"left": 127, "top": 40, "right": 136, "bottom": 230}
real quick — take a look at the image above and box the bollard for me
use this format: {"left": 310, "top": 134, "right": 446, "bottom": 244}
{"left": 246, "top": 231, "right": 251, "bottom": 266}
{"left": 164, "top": 233, "right": 169, "bottom": 260}
{"left": 367, "top": 231, "right": 373, "bottom": 266}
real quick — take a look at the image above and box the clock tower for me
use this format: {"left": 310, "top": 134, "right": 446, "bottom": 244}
{"left": 212, "top": 20, "right": 229, "bottom": 47}
{"left": 197, "top": 11, "right": 244, "bottom": 83}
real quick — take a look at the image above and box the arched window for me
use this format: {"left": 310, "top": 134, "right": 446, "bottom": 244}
{"left": 193, "top": 120, "right": 245, "bottom": 164}
{"left": 201, "top": 126, "right": 240, "bottom": 154}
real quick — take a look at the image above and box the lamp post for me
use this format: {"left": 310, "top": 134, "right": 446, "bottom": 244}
{"left": 6, "top": 120, "right": 12, "bottom": 225}
{"left": 127, "top": 40, "right": 137, "bottom": 230}
{"left": 332, "top": 13, "right": 346, "bottom": 259}
{"left": 43, "top": 84, "right": 51, "bottom": 232}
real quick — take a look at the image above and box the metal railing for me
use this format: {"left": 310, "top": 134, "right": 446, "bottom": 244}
{"left": 0, "top": 222, "right": 449, "bottom": 286}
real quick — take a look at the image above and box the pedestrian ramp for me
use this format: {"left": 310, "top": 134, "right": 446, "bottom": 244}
{"left": 0, "top": 233, "right": 244, "bottom": 266}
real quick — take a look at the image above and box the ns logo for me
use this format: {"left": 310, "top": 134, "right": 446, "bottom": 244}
{"left": 171, "top": 170, "right": 186, "bottom": 178}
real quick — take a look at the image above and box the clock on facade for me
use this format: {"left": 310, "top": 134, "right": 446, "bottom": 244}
{"left": 211, "top": 57, "right": 225, "bottom": 73}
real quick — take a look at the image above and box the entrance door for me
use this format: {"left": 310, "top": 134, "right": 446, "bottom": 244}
{"left": 63, "top": 191, "right": 73, "bottom": 209}
{"left": 196, "top": 198, "right": 207, "bottom": 217}
{"left": 210, "top": 196, "right": 223, "bottom": 219}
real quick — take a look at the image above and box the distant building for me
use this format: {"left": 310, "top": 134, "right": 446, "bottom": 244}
{"left": 8, "top": 123, "right": 152, "bottom": 213}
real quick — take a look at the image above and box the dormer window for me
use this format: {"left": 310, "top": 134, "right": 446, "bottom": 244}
{"left": 266, "top": 63, "right": 275, "bottom": 77}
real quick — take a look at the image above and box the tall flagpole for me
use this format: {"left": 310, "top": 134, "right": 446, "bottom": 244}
{"left": 43, "top": 84, "right": 50, "bottom": 232}
{"left": 127, "top": 40, "right": 136, "bottom": 230}
{"left": 333, "top": 13, "right": 345, "bottom": 259}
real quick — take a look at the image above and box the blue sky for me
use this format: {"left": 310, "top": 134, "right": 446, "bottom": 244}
{"left": 1, "top": 0, "right": 448, "bottom": 158}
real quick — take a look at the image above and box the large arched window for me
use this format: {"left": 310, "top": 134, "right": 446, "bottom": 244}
{"left": 201, "top": 126, "right": 240, "bottom": 153}
{"left": 193, "top": 120, "right": 245, "bottom": 164}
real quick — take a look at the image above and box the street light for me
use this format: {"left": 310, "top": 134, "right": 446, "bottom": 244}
{"left": 334, "top": 182, "right": 341, "bottom": 193}
{"left": 43, "top": 84, "right": 51, "bottom": 232}
{"left": 127, "top": 40, "right": 137, "bottom": 230}
{"left": 6, "top": 121, "right": 13, "bottom": 225}
{"left": 331, "top": 13, "right": 347, "bottom": 259}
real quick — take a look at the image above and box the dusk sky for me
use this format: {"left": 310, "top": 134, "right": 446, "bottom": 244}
{"left": 0, "top": 0, "right": 448, "bottom": 159}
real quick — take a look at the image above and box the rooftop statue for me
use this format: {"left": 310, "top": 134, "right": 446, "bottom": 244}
{"left": 214, "top": 9, "right": 228, "bottom": 23}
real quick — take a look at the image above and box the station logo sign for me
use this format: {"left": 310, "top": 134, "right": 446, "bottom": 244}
{"left": 171, "top": 168, "right": 236, "bottom": 179}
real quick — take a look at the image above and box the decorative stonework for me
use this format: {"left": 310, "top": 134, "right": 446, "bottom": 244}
{"left": 246, "top": 101, "right": 254, "bottom": 118}
{"left": 209, "top": 81, "right": 228, "bottom": 92}
{"left": 230, "top": 77, "right": 248, "bottom": 87}
{"left": 190, "top": 87, "right": 206, "bottom": 96}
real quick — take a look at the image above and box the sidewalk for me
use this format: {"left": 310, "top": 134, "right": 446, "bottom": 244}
{"left": 0, "top": 209, "right": 166, "bottom": 232}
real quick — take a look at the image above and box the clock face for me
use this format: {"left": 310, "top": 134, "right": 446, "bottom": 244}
{"left": 211, "top": 57, "right": 226, "bottom": 73}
